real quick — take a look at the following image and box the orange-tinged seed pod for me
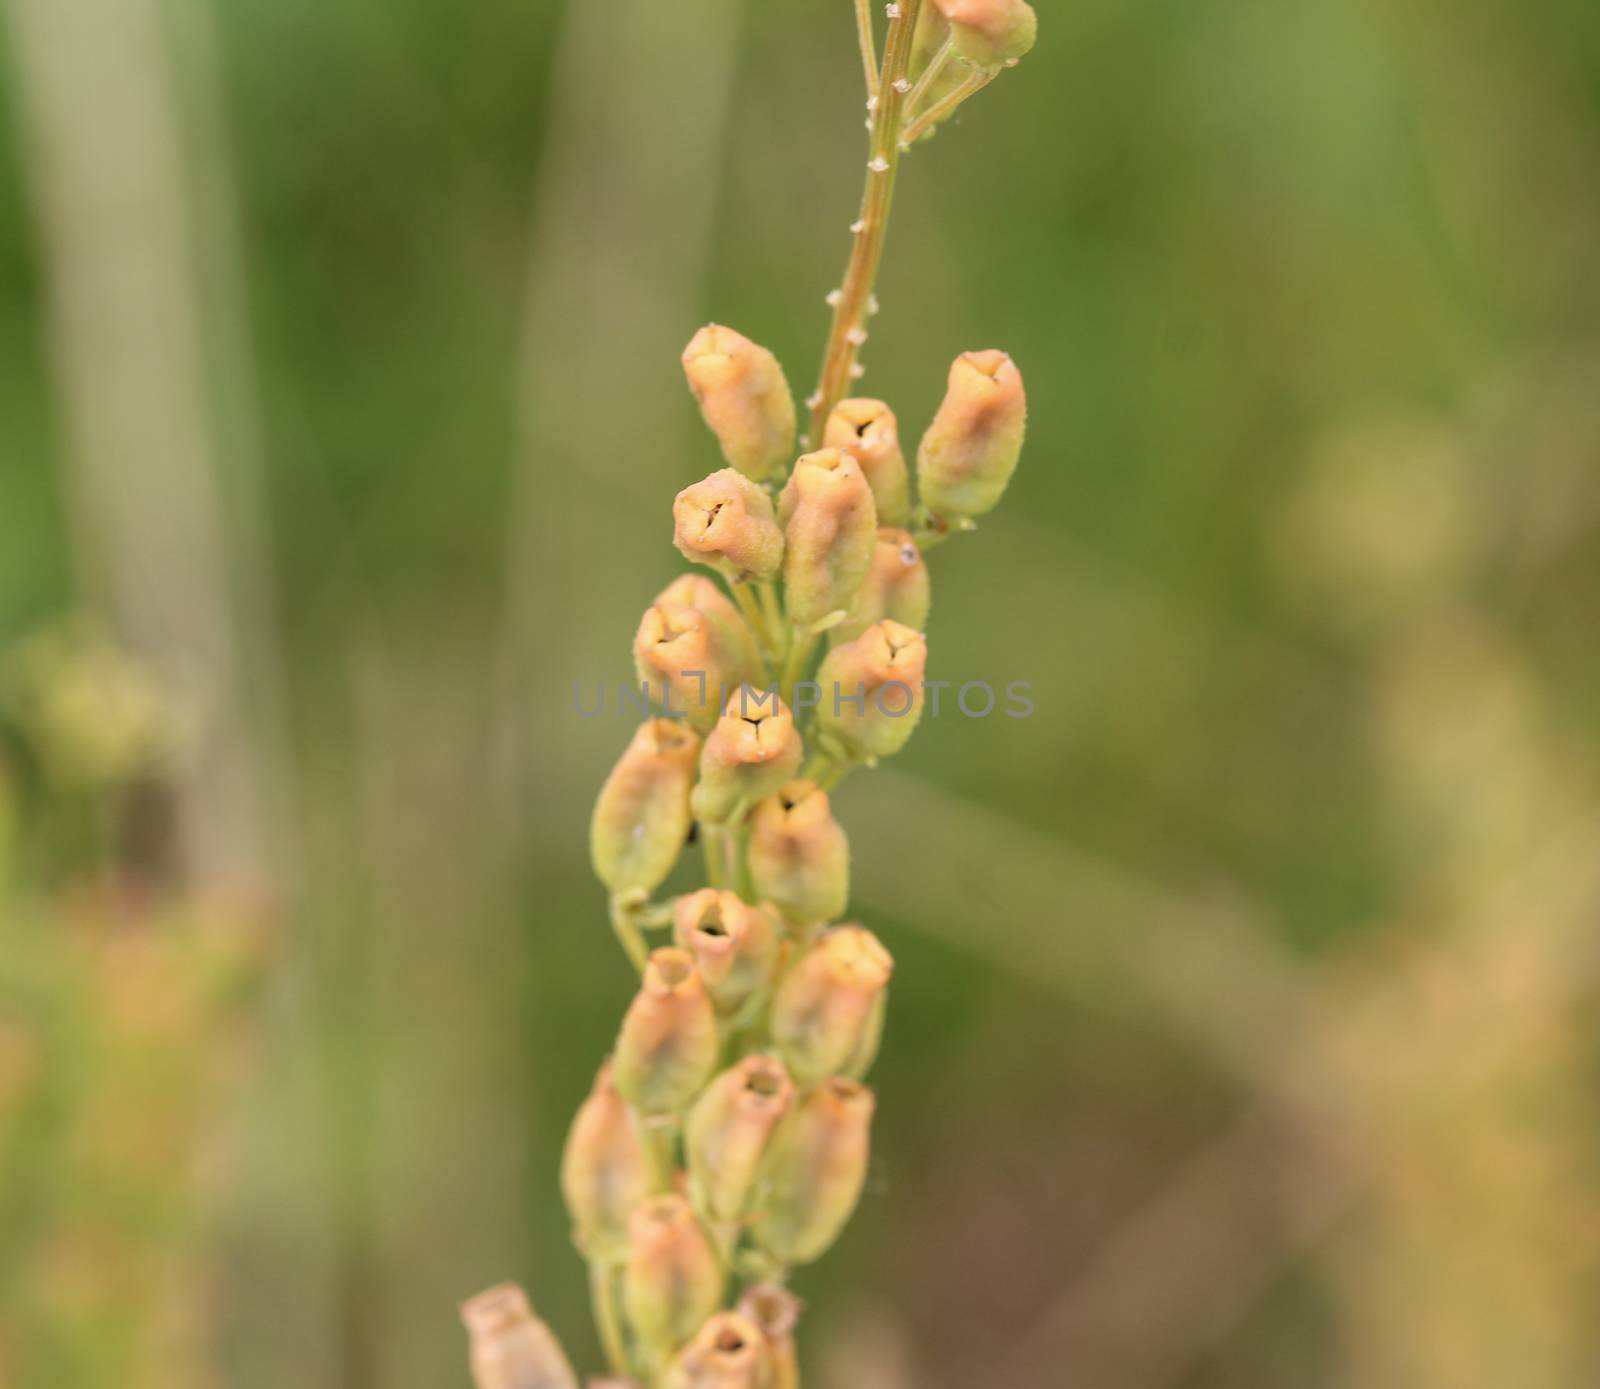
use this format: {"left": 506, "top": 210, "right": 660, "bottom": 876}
{"left": 591, "top": 720, "right": 700, "bottom": 897}
{"left": 685, "top": 1053, "right": 794, "bottom": 1224}
{"left": 613, "top": 949, "right": 720, "bottom": 1116}
{"left": 931, "top": 0, "right": 1037, "bottom": 67}
{"left": 674, "top": 469, "right": 785, "bottom": 581}
{"left": 822, "top": 399, "right": 911, "bottom": 527}
{"left": 635, "top": 603, "right": 744, "bottom": 732}
{"left": 917, "top": 349, "right": 1027, "bottom": 519}
{"left": 461, "top": 1283, "right": 580, "bottom": 1389}
{"left": 661, "top": 1311, "right": 775, "bottom": 1389}
{"left": 752, "top": 1078, "right": 876, "bottom": 1268}
{"left": 690, "top": 689, "right": 804, "bottom": 825}
{"left": 833, "top": 527, "right": 930, "bottom": 646}
{"left": 623, "top": 1194, "right": 725, "bottom": 1369}
{"left": 657, "top": 574, "right": 760, "bottom": 686}
{"left": 814, "top": 620, "right": 928, "bottom": 761}
{"left": 561, "top": 1061, "right": 652, "bottom": 1261}
{"left": 673, "top": 890, "right": 781, "bottom": 1018}
{"left": 769, "top": 925, "right": 892, "bottom": 1088}
{"left": 777, "top": 450, "right": 878, "bottom": 628}
{"left": 736, "top": 1286, "right": 801, "bottom": 1389}
{"left": 682, "top": 325, "right": 797, "bottom": 484}
{"left": 748, "top": 780, "right": 849, "bottom": 925}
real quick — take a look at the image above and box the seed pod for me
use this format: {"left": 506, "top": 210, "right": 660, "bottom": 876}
{"left": 685, "top": 1053, "right": 794, "bottom": 1224}
{"left": 770, "top": 926, "right": 893, "bottom": 1088}
{"left": 822, "top": 399, "right": 911, "bottom": 527}
{"left": 736, "top": 1286, "right": 801, "bottom": 1389}
{"left": 613, "top": 949, "right": 720, "bottom": 1116}
{"left": 635, "top": 602, "right": 747, "bottom": 731}
{"left": 561, "top": 1061, "right": 652, "bottom": 1261}
{"left": 931, "top": 0, "right": 1037, "bottom": 67}
{"left": 753, "top": 1078, "right": 876, "bottom": 1268}
{"left": 591, "top": 720, "right": 700, "bottom": 897}
{"left": 833, "top": 528, "right": 930, "bottom": 646}
{"left": 748, "top": 780, "right": 849, "bottom": 925}
{"left": 813, "top": 621, "right": 928, "bottom": 761}
{"left": 777, "top": 450, "right": 878, "bottom": 628}
{"left": 916, "top": 349, "right": 1027, "bottom": 520}
{"left": 461, "top": 1284, "right": 580, "bottom": 1389}
{"left": 623, "top": 1195, "right": 725, "bottom": 1369}
{"left": 661, "top": 1312, "right": 775, "bottom": 1389}
{"left": 690, "top": 689, "right": 804, "bottom": 825}
{"left": 674, "top": 469, "right": 785, "bottom": 581}
{"left": 682, "top": 324, "right": 797, "bottom": 484}
{"left": 673, "top": 889, "right": 781, "bottom": 1018}
{"left": 657, "top": 574, "right": 760, "bottom": 685}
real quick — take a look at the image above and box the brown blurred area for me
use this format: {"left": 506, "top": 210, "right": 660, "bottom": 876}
{"left": 2, "top": 0, "right": 1599, "bottom": 1385}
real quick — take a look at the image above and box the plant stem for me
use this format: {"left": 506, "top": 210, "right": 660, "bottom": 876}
{"left": 589, "top": 1261, "right": 632, "bottom": 1378}
{"left": 901, "top": 66, "right": 996, "bottom": 145}
{"left": 806, "top": 0, "right": 925, "bottom": 443}
{"left": 702, "top": 824, "right": 726, "bottom": 888}
{"left": 853, "top": 0, "right": 879, "bottom": 99}
{"left": 904, "top": 33, "right": 953, "bottom": 115}
{"left": 780, "top": 627, "right": 819, "bottom": 709}
{"left": 610, "top": 898, "right": 650, "bottom": 972}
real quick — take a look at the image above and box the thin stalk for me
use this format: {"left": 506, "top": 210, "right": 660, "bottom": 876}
{"left": 641, "top": 1118, "right": 681, "bottom": 1193}
{"left": 805, "top": 0, "right": 925, "bottom": 443}
{"left": 756, "top": 580, "right": 785, "bottom": 656}
{"left": 702, "top": 824, "right": 727, "bottom": 888}
{"left": 610, "top": 898, "right": 650, "bottom": 971}
{"left": 779, "top": 627, "right": 819, "bottom": 709}
{"left": 589, "top": 1261, "right": 632, "bottom": 1378}
{"left": 854, "top": 0, "right": 879, "bottom": 99}
{"left": 904, "top": 33, "right": 953, "bottom": 115}
{"left": 730, "top": 581, "right": 774, "bottom": 667}
{"left": 901, "top": 66, "right": 996, "bottom": 145}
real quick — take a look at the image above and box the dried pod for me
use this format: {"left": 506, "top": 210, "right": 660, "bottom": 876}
{"left": 657, "top": 574, "right": 760, "bottom": 684}
{"left": 673, "top": 889, "right": 782, "bottom": 1018}
{"left": 661, "top": 1311, "right": 775, "bottom": 1389}
{"left": 691, "top": 689, "right": 804, "bottom": 825}
{"left": 685, "top": 1053, "right": 794, "bottom": 1224}
{"left": 674, "top": 469, "right": 785, "bottom": 581}
{"left": 635, "top": 602, "right": 748, "bottom": 731}
{"left": 769, "top": 926, "right": 893, "bottom": 1088}
{"left": 813, "top": 621, "right": 928, "bottom": 761}
{"left": 561, "top": 1061, "right": 652, "bottom": 1261}
{"left": 777, "top": 450, "right": 878, "bottom": 628}
{"left": 833, "top": 528, "right": 930, "bottom": 645}
{"left": 682, "top": 324, "right": 797, "bottom": 483}
{"left": 822, "top": 398, "right": 911, "bottom": 527}
{"left": 931, "top": 0, "right": 1037, "bottom": 67}
{"left": 613, "top": 949, "right": 720, "bottom": 1116}
{"left": 591, "top": 720, "right": 700, "bottom": 897}
{"left": 748, "top": 780, "right": 849, "bottom": 925}
{"left": 752, "top": 1078, "right": 876, "bottom": 1268}
{"left": 461, "top": 1284, "right": 579, "bottom": 1389}
{"left": 624, "top": 1195, "right": 726, "bottom": 1369}
{"left": 916, "top": 349, "right": 1027, "bottom": 520}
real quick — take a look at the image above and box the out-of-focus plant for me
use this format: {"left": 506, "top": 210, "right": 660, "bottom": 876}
{"left": 0, "top": 623, "right": 269, "bottom": 1389}
{"left": 463, "top": 1, "right": 1039, "bottom": 1384}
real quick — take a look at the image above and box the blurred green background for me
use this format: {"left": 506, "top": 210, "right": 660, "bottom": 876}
{"left": 3, "top": 0, "right": 1600, "bottom": 1385}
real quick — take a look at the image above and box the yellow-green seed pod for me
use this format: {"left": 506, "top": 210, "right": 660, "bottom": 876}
{"left": 685, "top": 1053, "right": 794, "bottom": 1225}
{"left": 833, "top": 528, "right": 930, "bottom": 646}
{"left": 591, "top": 720, "right": 700, "bottom": 897}
{"left": 777, "top": 450, "right": 878, "bottom": 628}
{"left": 673, "top": 889, "right": 781, "bottom": 1019}
{"left": 813, "top": 621, "right": 928, "bottom": 761}
{"left": 461, "top": 1284, "right": 580, "bottom": 1389}
{"left": 634, "top": 602, "right": 748, "bottom": 732}
{"left": 931, "top": 0, "right": 1037, "bottom": 67}
{"left": 560, "top": 1060, "right": 652, "bottom": 1262}
{"left": 674, "top": 469, "right": 785, "bottom": 581}
{"left": 613, "top": 949, "right": 720, "bottom": 1116}
{"left": 657, "top": 574, "right": 760, "bottom": 686}
{"left": 822, "top": 399, "right": 911, "bottom": 527}
{"left": 769, "top": 925, "right": 893, "bottom": 1089}
{"left": 748, "top": 780, "right": 849, "bottom": 925}
{"left": 736, "top": 1286, "right": 800, "bottom": 1389}
{"left": 752, "top": 1078, "right": 876, "bottom": 1268}
{"left": 661, "top": 1311, "right": 776, "bottom": 1389}
{"left": 916, "top": 349, "right": 1027, "bottom": 520}
{"left": 623, "top": 1194, "right": 726, "bottom": 1369}
{"left": 682, "top": 324, "right": 797, "bottom": 484}
{"left": 690, "top": 689, "right": 804, "bottom": 825}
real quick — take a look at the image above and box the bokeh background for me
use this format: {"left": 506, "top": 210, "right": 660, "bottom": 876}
{"left": 3, "top": 0, "right": 1600, "bottom": 1385}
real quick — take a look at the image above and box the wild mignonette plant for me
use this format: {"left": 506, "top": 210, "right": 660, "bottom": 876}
{"left": 465, "top": 1, "right": 1035, "bottom": 1384}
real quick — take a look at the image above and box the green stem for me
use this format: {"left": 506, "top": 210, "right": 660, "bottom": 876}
{"left": 641, "top": 1117, "right": 680, "bottom": 1192}
{"left": 609, "top": 899, "right": 650, "bottom": 972}
{"left": 702, "top": 823, "right": 727, "bottom": 888}
{"left": 901, "top": 66, "right": 996, "bottom": 145}
{"left": 904, "top": 33, "right": 953, "bottom": 115}
{"left": 805, "top": 0, "right": 925, "bottom": 443}
{"left": 780, "top": 627, "right": 819, "bottom": 710}
{"left": 589, "top": 1261, "right": 632, "bottom": 1378}
{"left": 853, "top": 0, "right": 879, "bottom": 99}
